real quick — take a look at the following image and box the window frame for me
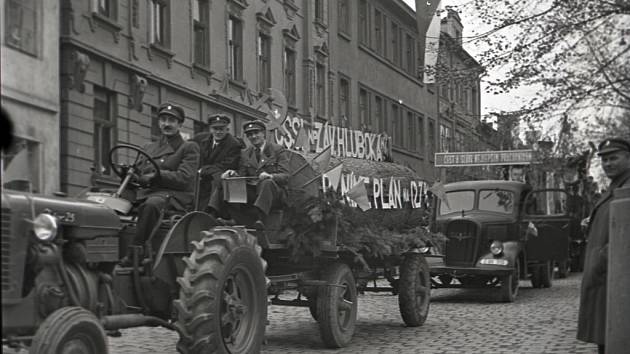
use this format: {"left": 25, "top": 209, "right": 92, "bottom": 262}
{"left": 93, "top": 87, "right": 117, "bottom": 176}
{"left": 4, "top": 0, "right": 38, "bottom": 56}
{"left": 149, "top": 0, "right": 169, "bottom": 47}
{"left": 257, "top": 32, "right": 272, "bottom": 91}
{"left": 228, "top": 16, "right": 243, "bottom": 81}
{"left": 193, "top": 0, "right": 210, "bottom": 67}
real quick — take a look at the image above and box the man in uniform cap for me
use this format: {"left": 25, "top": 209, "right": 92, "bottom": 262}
{"left": 190, "top": 113, "right": 242, "bottom": 211}
{"left": 209, "top": 120, "right": 290, "bottom": 225}
{"left": 578, "top": 137, "right": 630, "bottom": 353}
{"left": 121, "top": 102, "right": 200, "bottom": 265}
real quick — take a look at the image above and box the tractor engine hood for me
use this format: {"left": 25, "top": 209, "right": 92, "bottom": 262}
{"left": 2, "top": 190, "right": 122, "bottom": 239}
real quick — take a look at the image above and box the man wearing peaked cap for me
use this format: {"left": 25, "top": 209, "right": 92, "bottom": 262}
{"left": 190, "top": 113, "right": 243, "bottom": 212}
{"left": 209, "top": 119, "right": 290, "bottom": 226}
{"left": 578, "top": 137, "right": 630, "bottom": 354}
{"left": 157, "top": 102, "right": 186, "bottom": 122}
{"left": 121, "top": 102, "right": 200, "bottom": 266}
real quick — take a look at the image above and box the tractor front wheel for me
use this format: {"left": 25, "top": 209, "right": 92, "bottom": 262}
{"left": 29, "top": 306, "right": 108, "bottom": 354}
{"left": 174, "top": 227, "right": 267, "bottom": 354}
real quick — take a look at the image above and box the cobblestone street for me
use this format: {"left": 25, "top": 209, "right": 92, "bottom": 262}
{"left": 99, "top": 273, "right": 596, "bottom": 354}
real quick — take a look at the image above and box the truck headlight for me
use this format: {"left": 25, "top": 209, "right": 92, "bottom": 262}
{"left": 490, "top": 240, "right": 504, "bottom": 256}
{"left": 33, "top": 213, "right": 58, "bottom": 241}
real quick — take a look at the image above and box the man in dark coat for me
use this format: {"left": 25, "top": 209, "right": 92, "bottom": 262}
{"left": 122, "top": 103, "right": 199, "bottom": 264}
{"left": 209, "top": 120, "right": 289, "bottom": 222}
{"left": 190, "top": 114, "right": 242, "bottom": 211}
{"left": 577, "top": 138, "right": 630, "bottom": 354}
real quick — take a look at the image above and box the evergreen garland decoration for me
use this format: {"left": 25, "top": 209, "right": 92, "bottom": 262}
{"left": 282, "top": 190, "right": 446, "bottom": 262}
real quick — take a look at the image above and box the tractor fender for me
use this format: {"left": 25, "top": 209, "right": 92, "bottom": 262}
{"left": 152, "top": 211, "right": 218, "bottom": 272}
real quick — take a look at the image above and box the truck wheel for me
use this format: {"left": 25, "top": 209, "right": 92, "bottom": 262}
{"left": 30, "top": 306, "right": 107, "bottom": 354}
{"left": 317, "top": 262, "right": 357, "bottom": 348}
{"left": 398, "top": 254, "right": 431, "bottom": 327}
{"left": 540, "top": 261, "right": 554, "bottom": 288}
{"left": 174, "top": 227, "right": 267, "bottom": 354}
{"left": 556, "top": 260, "right": 569, "bottom": 279}
{"left": 500, "top": 258, "right": 519, "bottom": 302}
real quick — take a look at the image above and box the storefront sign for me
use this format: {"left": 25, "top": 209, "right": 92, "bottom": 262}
{"left": 434, "top": 150, "right": 534, "bottom": 167}
{"left": 274, "top": 116, "right": 392, "bottom": 162}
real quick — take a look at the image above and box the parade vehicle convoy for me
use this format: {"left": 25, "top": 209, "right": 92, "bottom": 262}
{"left": 428, "top": 180, "right": 577, "bottom": 302}
{"left": 1, "top": 143, "right": 432, "bottom": 353}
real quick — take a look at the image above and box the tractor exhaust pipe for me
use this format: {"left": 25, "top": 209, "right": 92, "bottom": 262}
{"left": 101, "top": 314, "right": 175, "bottom": 331}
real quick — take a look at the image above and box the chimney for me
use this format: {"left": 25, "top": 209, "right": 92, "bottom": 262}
{"left": 440, "top": 7, "right": 463, "bottom": 46}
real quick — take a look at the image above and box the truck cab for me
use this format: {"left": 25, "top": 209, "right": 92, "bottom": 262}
{"left": 429, "top": 180, "right": 572, "bottom": 302}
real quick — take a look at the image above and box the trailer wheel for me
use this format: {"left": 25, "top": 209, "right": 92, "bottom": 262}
{"left": 398, "top": 254, "right": 431, "bottom": 327}
{"left": 174, "top": 227, "right": 267, "bottom": 354}
{"left": 30, "top": 306, "right": 108, "bottom": 354}
{"left": 316, "top": 262, "right": 357, "bottom": 348}
{"left": 500, "top": 258, "right": 520, "bottom": 302}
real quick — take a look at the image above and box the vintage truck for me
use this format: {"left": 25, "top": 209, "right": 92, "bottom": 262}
{"left": 428, "top": 180, "right": 576, "bottom": 302}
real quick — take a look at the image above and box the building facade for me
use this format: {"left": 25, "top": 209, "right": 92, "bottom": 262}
{"left": 435, "top": 9, "right": 488, "bottom": 181}
{"left": 58, "top": 0, "right": 442, "bottom": 195}
{"left": 1, "top": 0, "right": 60, "bottom": 194}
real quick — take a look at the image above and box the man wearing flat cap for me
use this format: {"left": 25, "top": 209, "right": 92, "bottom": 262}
{"left": 190, "top": 113, "right": 243, "bottom": 211}
{"left": 578, "top": 137, "right": 630, "bottom": 354}
{"left": 209, "top": 120, "right": 290, "bottom": 224}
{"left": 122, "top": 102, "right": 200, "bottom": 265}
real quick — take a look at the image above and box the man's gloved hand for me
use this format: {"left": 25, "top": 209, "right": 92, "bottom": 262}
{"left": 259, "top": 171, "right": 273, "bottom": 181}
{"left": 222, "top": 170, "right": 237, "bottom": 179}
{"left": 199, "top": 166, "right": 214, "bottom": 178}
{"left": 138, "top": 172, "right": 156, "bottom": 187}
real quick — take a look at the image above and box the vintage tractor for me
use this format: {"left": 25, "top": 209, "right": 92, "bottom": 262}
{"left": 2, "top": 143, "right": 432, "bottom": 353}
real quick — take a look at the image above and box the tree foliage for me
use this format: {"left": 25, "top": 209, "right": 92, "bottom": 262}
{"left": 452, "top": 0, "right": 630, "bottom": 146}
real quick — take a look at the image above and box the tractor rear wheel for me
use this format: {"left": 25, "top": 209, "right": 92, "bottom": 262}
{"left": 174, "top": 227, "right": 267, "bottom": 354}
{"left": 30, "top": 306, "right": 107, "bottom": 354}
{"left": 398, "top": 254, "right": 431, "bottom": 327}
{"left": 316, "top": 262, "right": 357, "bottom": 348}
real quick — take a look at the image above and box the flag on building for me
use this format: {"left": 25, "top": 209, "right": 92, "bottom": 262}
{"left": 416, "top": 0, "right": 442, "bottom": 83}
{"left": 346, "top": 179, "right": 371, "bottom": 211}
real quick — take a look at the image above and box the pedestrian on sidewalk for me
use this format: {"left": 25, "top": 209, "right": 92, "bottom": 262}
{"left": 577, "top": 137, "right": 630, "bottom": 354}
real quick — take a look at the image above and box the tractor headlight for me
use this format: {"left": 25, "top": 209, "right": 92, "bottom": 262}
{"left": 490, "top": 240, "right": 504, "bottom": 256}
{"left": 33, "top": 213, "right": 58, "bottom": 242}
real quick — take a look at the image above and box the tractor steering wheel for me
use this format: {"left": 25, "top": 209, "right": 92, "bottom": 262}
{"left": 108, "top": 144, "right": 161, "bottom": 184}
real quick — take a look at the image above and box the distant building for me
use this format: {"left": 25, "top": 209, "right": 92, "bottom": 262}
{"left": 436, "top": 9, "right": 493, "bottom": 181}
{"left": 1, "top": 0, "right": 60, "bottom": 194}
{"left": 58, "top": 0, "right": 442, "bottom": 194}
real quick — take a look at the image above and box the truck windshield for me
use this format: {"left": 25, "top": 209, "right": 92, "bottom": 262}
{"left": 439, "top": 190, "right": 474, "bottom": 215}
{"left": 479, "top": 189, "right": 514, "bottom": 214}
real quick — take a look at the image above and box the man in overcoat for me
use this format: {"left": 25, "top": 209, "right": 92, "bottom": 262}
{"left": 577, "top": 138, "right": 630, "bottom": 354}
{"left": 209, "top": 120, "right": 289, "bottom": 223}
{"left": 122, "top": 103, "right": 199, "bottom": 264}
{"left": 190, "top": 114, "right": 242, "bottom": 211}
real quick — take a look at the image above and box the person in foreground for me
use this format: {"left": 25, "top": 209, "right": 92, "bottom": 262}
{"left": 121, "top": 103, "right": 199, "bottom": 265}
{"left": 577, "top": 137, "right": 630, "bottom": 354}
{"left": 209, "top": 120, "right": 289, "bottom": 225}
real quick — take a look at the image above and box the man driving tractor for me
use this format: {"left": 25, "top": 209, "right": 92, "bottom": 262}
{"left": 120, "top": 102, "right": 200, "bottom": 266}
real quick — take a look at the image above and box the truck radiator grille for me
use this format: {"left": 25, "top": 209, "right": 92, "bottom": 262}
{"left": 445, "top": 220, "right": 478, "bottom": 267}
{"left": 1, "top": 207, "right": 11, "bottom": 291}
